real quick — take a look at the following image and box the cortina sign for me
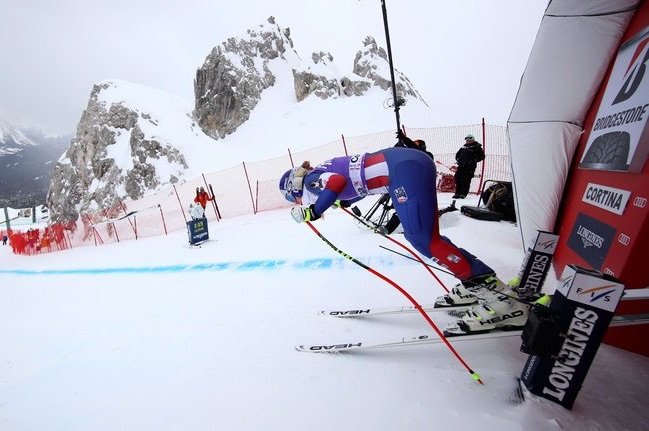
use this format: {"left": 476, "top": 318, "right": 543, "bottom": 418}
{"left": 581, "top": 183, "right": 631, "bottom": 215}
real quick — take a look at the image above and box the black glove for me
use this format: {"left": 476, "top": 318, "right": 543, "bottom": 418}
{"left": 395, "top": 130, "right": 405, "bottom": 148}
{"left": 290, "top": 204, "right": 321, "bottom": 223}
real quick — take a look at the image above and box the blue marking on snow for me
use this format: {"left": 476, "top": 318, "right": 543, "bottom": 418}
{"left": 0, "top": 257, "right": 375, "bottom": 275}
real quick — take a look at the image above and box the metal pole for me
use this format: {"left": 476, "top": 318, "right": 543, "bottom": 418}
{"left": 381, "top": 0, "right": 401, "bottom": 132}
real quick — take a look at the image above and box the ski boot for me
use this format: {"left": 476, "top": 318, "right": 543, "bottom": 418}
{"left": 507, "top": 276, "right": 546, "bottom": 302}
{"left": 444, "top": 298, "right": 530, "bottom": 336}
{"left": 433, "top": 273, "right": 498, "bottom": 308}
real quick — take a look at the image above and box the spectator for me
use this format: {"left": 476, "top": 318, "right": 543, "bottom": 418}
{"left": 194, "top": 186, "right": 214, "bottom": 210}
{"left": 453, "top": 133, "right": 485, "bottom": 199}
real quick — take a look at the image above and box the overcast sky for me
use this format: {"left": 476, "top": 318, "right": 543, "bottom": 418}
{"left": 0, "top": 0, "right": 548, "bottom": 135}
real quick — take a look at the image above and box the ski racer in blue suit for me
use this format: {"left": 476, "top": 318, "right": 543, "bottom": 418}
{"left": 279, "top": 146, "right": 496, "bottom": 290}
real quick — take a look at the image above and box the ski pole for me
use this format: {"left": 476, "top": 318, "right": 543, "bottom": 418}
{"left": 342, "top": 206, "right": 450, "bottom": 293}
{"left": 379, "top": 245, "right": 455, "bottom": 275}
{"left": 304, "top": 220, "right": 483, "bottom": 384}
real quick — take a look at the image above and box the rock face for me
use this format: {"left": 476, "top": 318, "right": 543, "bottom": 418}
{"left": 46, "top": 81, "right": 190, "bottom": 223}
{"left": 48, "top": 17, "right": 426, "bottom": 223}
{"left": 193, "top": 17, "right": 425, "bottom": 140}
{"left": 194, "top": 17, "right": 298, "bottom": 140}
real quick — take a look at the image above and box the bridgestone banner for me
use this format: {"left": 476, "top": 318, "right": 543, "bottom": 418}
{"left": 580, "top": 25, "right": 649, "bottom": 172}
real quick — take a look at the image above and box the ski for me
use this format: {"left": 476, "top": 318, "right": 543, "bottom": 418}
{"left": 319, "top": 303, "right": 473, "bottom": 317}
{"left": 208, "top": 184, "right": 221, "bottom": 220}
{"left": 296, "top": 330, "right": 522, "bottom": 353}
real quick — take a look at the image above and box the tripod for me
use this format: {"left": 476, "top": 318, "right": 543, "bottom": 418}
{"left": 352, "top": 193, "right": 459, "bottom": 235}
{"left": 352, "top": 193, "right": 395, "bottom": 231}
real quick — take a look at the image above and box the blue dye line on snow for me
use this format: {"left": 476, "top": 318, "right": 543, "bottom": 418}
{"left": 0, "top": 257, "right": 362, "bottom": 276}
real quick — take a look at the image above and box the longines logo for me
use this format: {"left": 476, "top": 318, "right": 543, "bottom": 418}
{"left": 576, "top": 225, "right": 604, "bottom": 248}
{"left": 568, "top": 213, "right": 616, "bottom": 270}
{"left": 581, "top": 183, "right": 630, "bottom": 215}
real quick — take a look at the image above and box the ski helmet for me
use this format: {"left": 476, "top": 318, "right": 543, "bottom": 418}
{"left": 279, "top": 166, "right": 308, "bottom": 202}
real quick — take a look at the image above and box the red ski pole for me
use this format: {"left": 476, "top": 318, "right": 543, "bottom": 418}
{"left": 342, "top": 206, "right": 450, "bottom": 293}
{"left": 305, "top": 220, "right": 483, "bottom": 384}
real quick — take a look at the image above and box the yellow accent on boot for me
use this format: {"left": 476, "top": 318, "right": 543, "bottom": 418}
{"left": 535, "top": 294, "right": 551, "bottom": 306}
{"left": 508, "top": 276, "right": 521, "bottom": 289}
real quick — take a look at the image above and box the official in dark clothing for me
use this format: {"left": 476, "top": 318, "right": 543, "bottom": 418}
{"left": 453, "top": 134, "right": 485, "bottom": 199}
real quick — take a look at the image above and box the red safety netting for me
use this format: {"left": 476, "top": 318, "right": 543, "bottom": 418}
{"left": 8, "top": 122, "right": 510, "bottom": 255}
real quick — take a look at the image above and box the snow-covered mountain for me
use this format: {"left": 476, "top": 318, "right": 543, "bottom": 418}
{"left": 46, "top": 17, "right": 433, "bottom": 223}
{"left": 0, "top": 121, "right": 71, "bottom": 207}
{"left": 0, "top": 120, "right": 37, "bottom": 156}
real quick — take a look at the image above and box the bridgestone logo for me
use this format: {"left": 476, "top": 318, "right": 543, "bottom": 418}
{"left": 542, "top": 307, "right": 598, "bottom": 402}
{"left": 582, "top": 183, "right": 630, "bottom": 215}
{"left": 592, "top": 104, "right": 649, "bottom": 131}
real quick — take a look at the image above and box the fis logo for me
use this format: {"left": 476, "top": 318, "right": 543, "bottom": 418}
{"left": 532, "top": 232, "right": 559, "bottom": 254}
{"left": 538, "top": 239, "right": 558, "bottom": 252}
{"left": 575, "top": 284, "right": 619, "bottom": 304}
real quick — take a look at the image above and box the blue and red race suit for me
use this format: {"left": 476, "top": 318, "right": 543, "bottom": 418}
{"left": 301, "top": 147, "right": 492, "bottom": 280}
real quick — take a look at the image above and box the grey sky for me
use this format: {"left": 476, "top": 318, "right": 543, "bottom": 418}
{"left": 0, "top": 0, "right": 547, "bottom": 135}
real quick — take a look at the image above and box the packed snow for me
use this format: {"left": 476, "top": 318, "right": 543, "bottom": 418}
{"left": 2, "top": 2, "right": 648, "bottom": 429}
{"left": 1, "top": 194, "right": 648, "bottom": 430}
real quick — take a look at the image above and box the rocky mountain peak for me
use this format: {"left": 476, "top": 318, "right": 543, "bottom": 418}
{"left": 46, "top": 81, "right": 196, "bottom": 222}
{"left": 46, "top": 17, "right": 427, "bottom": 223}
{"left": 194, "top": 17, "right": 426, "bottom": 140}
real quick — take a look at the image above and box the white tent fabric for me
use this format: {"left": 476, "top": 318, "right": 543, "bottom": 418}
{"left": 507, "top": 0, "right": 640, "bottom": 250}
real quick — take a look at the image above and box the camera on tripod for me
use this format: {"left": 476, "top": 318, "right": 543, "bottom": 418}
{"left": 352, "top": 193, "right": 399, "bottom": 234}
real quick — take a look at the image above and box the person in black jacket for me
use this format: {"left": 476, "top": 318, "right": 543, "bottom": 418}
{"left": 395, "top": 130, "right": 434, "bottom": 161}
{"left": 453, "top": 133, "right": 485, "bottom": 199}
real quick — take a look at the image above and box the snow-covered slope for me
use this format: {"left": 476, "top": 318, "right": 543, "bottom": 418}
{"left": 1, "top": 195, "right": 647, "bottom": 430}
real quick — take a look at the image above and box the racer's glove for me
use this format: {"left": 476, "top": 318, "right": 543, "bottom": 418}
{"left": 332, "top": 200, "right": 351, "bottom": 209}
{"left": 291, "top": 205, "right": 320, "bottom": 223}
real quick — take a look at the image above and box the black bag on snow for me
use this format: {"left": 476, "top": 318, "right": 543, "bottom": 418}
{"left": 481, "top": 181, "right": 516, "bottom": 222}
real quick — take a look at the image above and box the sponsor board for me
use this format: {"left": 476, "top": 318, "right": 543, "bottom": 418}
{"left": 581, "top": 183, "right": 631, "bottom": 215}
{"left": 530, "top": 231, "right": 559, "bottom": 254}
{"left": 580, "top": 25, "right": 649, "bottom": 172}
{"left": 555, "top": 265, "right": 625, "bottom": 313}
{"left": 567, "top": 213, "right": 616, "bottom": 270}
{"left": 518, "top": 231, "right": 559, "bottom": 296}
{"left": 521, "top": 265, "right": 625, "bottom": 409}
{"left": 187, "top": 217, "right": 209, "bottom": 245}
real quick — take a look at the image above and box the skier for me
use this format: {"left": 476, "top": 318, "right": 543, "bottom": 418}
{"left": 194, "top": 186, "right": 214, "bottom": 210}
{"left": 453, "top": 133, "right": 485, "bottom": 199}
{"left": 378, "top": 131, "right": 435, "bottom": 235}
{"left": 279, "top": 148, "right": 528, "bottom": 333}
